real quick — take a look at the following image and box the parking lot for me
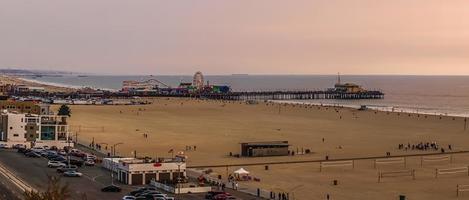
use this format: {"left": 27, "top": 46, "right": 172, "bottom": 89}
{"left": 0, "top": 149, "right": 260, "bottom": 200}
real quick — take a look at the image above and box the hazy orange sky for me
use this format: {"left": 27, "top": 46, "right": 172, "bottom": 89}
{"left": 1, "top": 0, "right": 468, "bottom": 75}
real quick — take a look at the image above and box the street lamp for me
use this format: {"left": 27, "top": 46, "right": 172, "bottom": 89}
{"left": 110, "top": 142, "right": 123, "bottom": 186}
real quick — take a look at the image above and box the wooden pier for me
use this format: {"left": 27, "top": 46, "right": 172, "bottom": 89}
{"left": 200, "top": 90, "right": 384, "bottom": 101}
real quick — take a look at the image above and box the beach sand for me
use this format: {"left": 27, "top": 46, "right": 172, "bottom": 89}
{"left": 57, "top": 98, "right": 469, "bottom": 200}
{"left": 0, "top": 75, "right": 75, "bottom": 93}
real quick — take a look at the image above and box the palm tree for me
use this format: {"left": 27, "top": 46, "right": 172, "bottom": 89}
{"left": 58, "top": 105, "right": 71, "bottom": 117}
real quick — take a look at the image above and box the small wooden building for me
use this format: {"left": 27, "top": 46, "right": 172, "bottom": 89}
{"left": 240, "top": 141, "right": 289, "bottom": 157}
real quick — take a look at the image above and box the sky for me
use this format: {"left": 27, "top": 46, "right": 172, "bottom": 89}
{"left": 0, "top": 0, "right": 468, "bottom": 75}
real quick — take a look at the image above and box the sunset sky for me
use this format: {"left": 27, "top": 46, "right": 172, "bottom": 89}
{"left": 1, "top": 0, "right": 468, "bottom": 75}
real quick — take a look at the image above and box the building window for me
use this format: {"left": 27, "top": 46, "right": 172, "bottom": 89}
{"left": 13, "top": 134, "right": 19, "bottom": 137}
{"left": 9, "top": 127, "right": 12, "bottom": 130}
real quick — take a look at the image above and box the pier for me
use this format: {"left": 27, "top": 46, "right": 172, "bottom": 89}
{"left": 199, "top": 90, "right": 384, "bottom": 101}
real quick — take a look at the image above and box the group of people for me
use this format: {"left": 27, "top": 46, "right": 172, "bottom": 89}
{"left": 89, "top": 143, "right": 107, "bottom": 151}
{"left": 398, "top": 142, "right": 452, "bottom": 152}
{"left": 185, "top": 145, "right": 197, "bottom": 151}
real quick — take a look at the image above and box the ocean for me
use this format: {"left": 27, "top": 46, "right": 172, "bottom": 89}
{"left": 24, "top": 75, "right": 469, "bottom": 117}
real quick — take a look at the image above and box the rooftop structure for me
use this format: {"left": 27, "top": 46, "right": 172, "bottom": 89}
{"left": 333, "top": 73, "right": 367, "bottom": 93}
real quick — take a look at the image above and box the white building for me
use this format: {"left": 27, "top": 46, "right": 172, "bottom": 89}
{"left": 0, "top": 112, "right": 72, "bottom": 149}
{"left": 103, "top": 157, "right": 186, "bottom": 185}
{"left": 0, "top": 112, "right": 30, "bottom": 147}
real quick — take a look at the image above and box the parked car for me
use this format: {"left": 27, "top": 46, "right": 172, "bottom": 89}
{"left": 63, "top": 171, "right": 83, "bottom": 177}
{"left": 48, "top": 161, "right": 66, "bottom": 168}
{"left": 86, "top": 154, "right": 97, "bottom": 161}
{"left": 84, "top": 160, "right": 95, "bottom": 166}
{"left": 50, "top": 156, "right": 67, "bottom": 162}
{"left": 122, "top": 196, "right": 136, "bottom": 200}
{"left": 17, "top": 148, "right": 29, "bottom": 153}
{"left": 31, "top": 147, "right": 45, "bottom": 153}
{"left": 57, "top": 165, "right": 78, "bottom": 173}
{"left": 25, "top": 151, "right": 41, "bottom": 158}
{"left": 12, "top": 144, "right": 26, "bottom": 149}
{"left": 0, "top": 144, "right": 10, "bottom": 149}
{"left": 101, "top": 185, "right": 122, "bottom": 193}
{"left": 58, "top": 150, "right": 67, "bottom": 156}
{"left": 69, "top": 158, "right": 84, "bottom": 167}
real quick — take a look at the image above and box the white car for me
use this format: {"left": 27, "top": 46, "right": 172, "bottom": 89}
{"left": 0, "top": 144, "right": 9, "bottom": 149}
{"left": 84, "top": 160, "right": 95, "bottom": 166}
{"left": 63, "top": 171, "right": 83, "bottom": 177}
{"left": 48, "top": 161, "right": 66, "bottom": 168}
{"left": 31, "top": 147, "right": 45, "bottom": 152}
{"left": 122, "top": 196, "right": 136, "bottom": 200}
{"left": 86, "top": 154, "right": 97, "bottom": 161}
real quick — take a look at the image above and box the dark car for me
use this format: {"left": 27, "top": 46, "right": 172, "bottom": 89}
{"left": 17, "top": 148, "right": 28, "bottom": 153}
{"left": 51, "top": 156, "right": 67, "bottom": 162}
{"left": 25, "top": 151, "right": 41, "bottom": 158}
{"left": 205, "top": 191, "right": 230, "bottom": 199}
{"left": 69, "top": 159, "right": 84, "bottom": 167}
{"left": 101, "top": 185, "right": 121, "bottom": 193}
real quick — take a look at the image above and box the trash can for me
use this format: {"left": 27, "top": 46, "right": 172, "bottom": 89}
{"left": 399, "top": 195, "right": 406, "bottom": 200}
{"left": 333, "top": 180, "right": 338, "bottom": 185}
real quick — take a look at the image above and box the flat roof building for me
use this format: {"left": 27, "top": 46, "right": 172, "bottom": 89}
{"left": 103, "top": 157, "right": 186, "bottom": 186}
{"left": 240, "top": 141, "right": 290, "bottom": 157}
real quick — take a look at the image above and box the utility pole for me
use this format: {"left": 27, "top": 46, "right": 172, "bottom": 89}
{"left": 110, "top": 142, "right": 123, "bottom": 186}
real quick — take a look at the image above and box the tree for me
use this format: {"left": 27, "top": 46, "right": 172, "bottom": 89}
{"left": 58, "top": 104, "right": 71, "bottom": 117}
{"left": 24, "top": 176, "right": 71, "bottom": 200}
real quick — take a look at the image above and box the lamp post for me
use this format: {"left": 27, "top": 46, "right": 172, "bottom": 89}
{"left": 110, "top": 142, "right": 123, "bottom": 186}
{"left": 177, "top": 163, "right": 182, "bottom": 194}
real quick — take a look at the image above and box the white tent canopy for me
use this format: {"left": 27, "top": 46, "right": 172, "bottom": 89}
{"left": 234, "top": 168, "right": 250, "bottom": 174}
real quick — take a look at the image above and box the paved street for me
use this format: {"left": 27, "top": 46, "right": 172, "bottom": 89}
{"left": 0, "top": 149, "right": 262, "bottom": 200}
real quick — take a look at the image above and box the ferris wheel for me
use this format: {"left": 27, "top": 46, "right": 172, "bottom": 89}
{"left": 193, "top": 71, "right": 204, "bottom": 89}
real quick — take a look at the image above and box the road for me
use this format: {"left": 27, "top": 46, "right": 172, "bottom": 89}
{"left": 0, "top": 172, "right": 22, "bottom": 200}
{"left": 0, "top": 149, "right": 262, "bottom": 200}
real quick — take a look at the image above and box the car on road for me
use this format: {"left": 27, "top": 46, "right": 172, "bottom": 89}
{"left": 101, "top": 185, "right": 122, "bottom": 193}
{"left": 205, "top": 191, "right": 229, "bottom": 199}
{"left": 0, "top": 144, "right": 10, "bottom": 149}
{"left": 122, "top": 196, "right": 136, "bottom": 200}
{"left": 129, "top": 187, "right": 158, "bottom": 196}
{"left": 48, "top": 161, "right": 66, "bottom": 168}
{"left": 63, "top": 171, "right": 83, "bottom": 177}
{"left": 57, "top": 165, "right": 78, "bottom": 173}
{"left": 213, "top": 194, "right": 236, "bottom": 200}
{"left": 25, "top": 151, "right": 41, "bottom": 158}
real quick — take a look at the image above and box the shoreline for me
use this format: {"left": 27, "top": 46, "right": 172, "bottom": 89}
{"left": 6, "top": 75, "right": 469, "bottom": 118}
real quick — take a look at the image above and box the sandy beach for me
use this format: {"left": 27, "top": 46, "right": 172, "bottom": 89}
{"left": 54, "top": 97, "right": 469, "bottom": 200}
{"left": 0, "top": 75, "right": 75, "bottom": 93}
